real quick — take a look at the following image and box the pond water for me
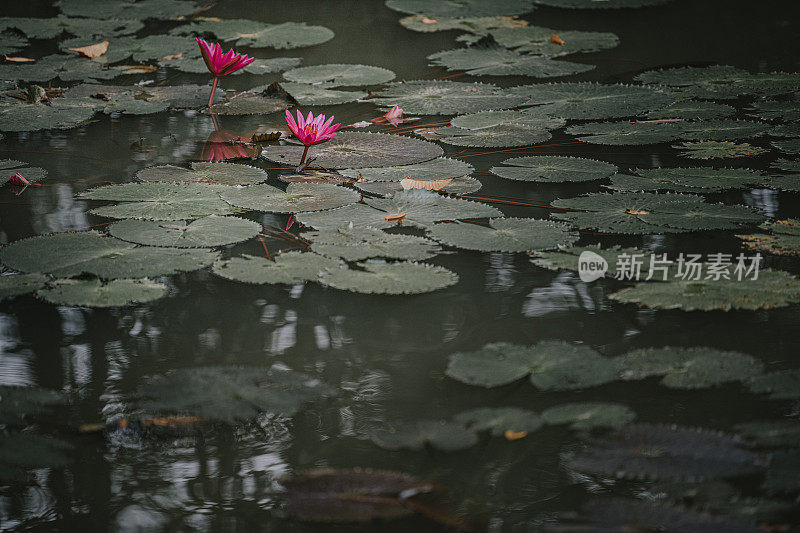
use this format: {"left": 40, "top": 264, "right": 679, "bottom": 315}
{"left": 1, "top": 0, "right": 800, "bottom": 531}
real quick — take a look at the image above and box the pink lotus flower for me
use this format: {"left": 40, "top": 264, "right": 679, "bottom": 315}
{"left": 284, "top": 110, "right": 340, "bottom": 168}
{"left": 196, "top": 37, "right": 256, "bottom": 108}
{"left": 372, "top": 105, "right": 404, "bottom": 127}
{"left": 10, "top": 172, "right": 31, "bottom": 186}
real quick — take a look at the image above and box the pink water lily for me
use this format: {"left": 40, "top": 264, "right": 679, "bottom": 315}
{"left": 10, "top": 172, "right": 31, "bottom": 186}
{"left": 196, "top": 37, "right": 256, "bottom": 108}
{"left": 284, "top": 110, "right": 340, "bottom": 169}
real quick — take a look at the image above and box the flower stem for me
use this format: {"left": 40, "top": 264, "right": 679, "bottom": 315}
{"left": 299, "top": 145, "right": 310, "bottom": 168}
{"left": 207, "top": 77, "right": 219, "bottom": 108}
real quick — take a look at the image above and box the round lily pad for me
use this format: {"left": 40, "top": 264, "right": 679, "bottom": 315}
{"left": 0, "top": 97, "right": 97, "bottom": 132}
{"left": 674, "top": 141, "right": 768, "bottom": 160}
{"left": 136, "top": 162, "right": 268, "bottom": 186}
{"left": 428, "top": 43, "right": 594, "bottom": 77}
{"left": 0, "top": 16, "right": 144, "bottom": 39}
{"left": 385, "top": 0, "right": 535, "bottom": 17}
{"left": 491, "top": 155, "right": 617, "bottom": 183}
{"left": 56, "top": 0, "right": 199, "bottom": 20}
{"left": 364, "top": 189, "right": 503, "bottom": 229}
{"left": 533, "top": 0, "right": 672, "bottom": 7}
{"left": 484, "top": 26, "right": 619, "bottom": 56}
{"left": 738, "top": 219, "right": 800, "bottom": 256}
{"left": 430, "top": 124, "right": 551, "bottom": 147}
{"left": 208, "top": 86, "right": 294, "bottom": 115}
{"left": 280, "top": 82, "right": 367, "bottom": 105}
{"left": 609, "top": 269, "right": 800, "bottom": 311}
{"left": 306, "top": 227, "right": 441, "bottom": 261}
{"left": 450, "top": 109, "right": 565, "bottom": 130}
{"left": 541, "top": 402, "right": 635, "bottom": 430}
{"left": 746, "top": 100, "right": 800, "bottom": 122}
{"left": 283, "top": 64, "right": 395, "bottom": 87}
{"left": 370, "top": 80, "right": 528, "bottom": 115}
{"left": 567, "top": 119, "right": 770, "bottom": 145}
{"left": 0, "top": 273, "right": 49, "bottom": 299}
{"left": 263, "top": 132, "right": 443, "bottom": 169}
{"left": 295, "top": 204, "right": 396, "bottom": 230}
{"left": 370, "top": 420, "right": 477, "bottom": 451}
{"left": 221, "top": 183, "right": 360, "bottom": 213}
{"left": 428, "top": 218, "right": 578, "bottom": 253}
{"left": 772, "top": 139, "right": 800, "bottom": 154}
{"left": 319, "top": 261, "right": 459, "bottom": 295}
{"left": 607, "top": 167, "right": 765, "bottom": 193}
{"left": 747, "top": 369, "right": 800, "bottom": 400}
{"left": 635, "top": 65, "right": 752, "bottom": 100}
{"left": 212, "top": 252, "right": 344, "bottom": 286}
{"left": 648, "top": 100, "right": 736, "bottom": 120}
{"left": 340, "top": 157, "right": 473, "bottom": 182}
{"left": 455, "top": 407, "right": 543, "bottom": 437}
{"left": 36, "top": 278, "right": 167, "bottom": 307}
{"left": 399, "top": 15, "right": 530, "bottom": 33}
{"left": 108, "top": 216, "right": 261, "bottom": 248}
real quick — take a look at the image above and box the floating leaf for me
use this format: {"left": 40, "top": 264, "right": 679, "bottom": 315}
{"left": 568, "top": 424, "right": 765, "bottom": 481}
{"left": 263, "top": 132, "right": 443, "bottom": 169}
{"left": 541, "top": 402, "right": 635, "bottom": 430}
{"left": 430, "top": 123, "right": 551, "bottom": 147}
{"left": 0, "top": 96, "right": 96, "bottom": 132}
{"left": 68, "top": 40, "right": 109, "bottom": 58}
{"left": 67, "top": 82, "right": 226, "bottom": 109}
{"left": 567, "top": 119, "right": 770, "bottom": 145}
{"left": 295, "top": 203, "right": 396, "bottom": 230}
{"left": 399, "top": 14, "right": 528, "bottom": 33}
{"left": 0, "top": 33, "right": 28, "bottom": 55}
{"left": 746, "top": 99, "right": 800, "bottom": 122}
{"left": 0, "top": 385, "right": 64, "bottom": 426}
{"left": 607, "top": 167, "right": 765, "bottom": 193}
{"left": 455, "top": 407, "right": 543, "bottom": 436}
{"left": 212, "top": 252, "right": 344, "bottom": 286}
{"left": 280, "top": 82, "right": 366, "bottom": 105}
{"left": 370, "top": 80, "right": 528, "bottom": 115}
{"left": 762, "top": 173, "right": 800, "bottom": 192}
{"left": 319, "top": 261, "right": 459, "bottom": 295}
{"left": 108, "top": 216, "right": 261, "bottom": 248}
{"left": 609, "top": 269, "right": 800, "bottom": 311}
{"left": 738, "top": 219, "right": 800, "bottom": 256}
{"left": 306, "top": 227, "right": 441, "bottom": 261}
{"left": 341, "top": 157, "right": 473, "bottom": 182}
{"left": 221, "top": 183, "right": 360, "bottom": 214}
{"left": 772, "top": 138, "right": 800, "bottom": 154}
{"left": 136, "top": 162, "right": 267, "bottom": 186}
{"left": 37, "top": 278, "right": 168, "bottom": 307}
{"left": 56, "top": 0, "right": 199, "bottom": 20}
{"left": 747, "top": 369, "right": 800, "bottom": 400}
{"left": 674, "top": 140, "right": 768, "bottom": 159}
{"left": 531, "top": 244, "right": 649, "bottom": 277}
{"left": 647, "top": 100, "right": 736, "bottom": 120}
{"left": 385, "top": 0, "right": 535, "bottom": 17}
{"left": 491, "top": 155, "right": 616, "bottom": 183}
{"left": 445, "top": 341, "right": 618, "bottom": 390}
{"left": 364, "top": 189, "right": 503, "bottom": 228}
{"left": 0, "top": 273, "right": 49, "bottom": 299}
{"left": 511, "top": 82, "right": 671, "bottom": 119}
{"left": 136, "top": 365, "right": 333, "bottom": 422}
{"left": 206, "top": 85, "right": 293, "bottom": 115}
{"left": 356, "top": 176, "right": 482, "bottom": 196}
{"left": 615, "top": 347, "right": 763, "bottom": 389}
{"left": 1, "top": 231, "right": 218, "bottom": 278}
{"left": 0, "top": 16, "right": 143, "bottom": 39}
{"left": 283, "top": 63, "right": 395, "bottom": 87}
{"left": 734, "top": 421, "right": 800, "bottom": 448}
{"left": 551, "top": 192, "right": 764, "bottom": 234}
{"left": 635, "top": 65, "right": 753, "bottom": 100}
{"left": 370, "top": 420, "right": 477, "bottom": 451}
{"left": 449, "top": 109, "right": 565, "bottom": 130}
{"left": 0, "top": 158, "right": 47, "bottom": 185}
{"left": 428, "top": 218, "right": 578, "bottom": 253}
{"left": 533, "top": 0, "right": 673, "bottom": 7}
{"left": 483, "top": 26, "right": 619, "bottom": 56}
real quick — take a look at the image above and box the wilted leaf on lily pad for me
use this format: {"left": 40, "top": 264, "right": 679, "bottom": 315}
{"left": 491, "top": 155, "right": 616, "bottom": 183}
{"left": 0, "top": 158, "right": 47, "bottom": 185}
{"left": 431, "top": 123, "right": 550, "bottom": 147}
{"left": 483, "top": 26, "right": 619, "bottom": 56}
{"left": 747, "top": 369, "right": 800, "bottom": 400}
{"left": 279, "top": 82, "right": 367, "bottom": 106}
{"left": 296, "top": 204, "right": 396, "bottom": 230}
{"left": 511, "top": 82, "right": 671, "bottom": 119}
{"left": 212, "top": 252, "right": 344, "bottom": 286}
{"left": 674, "top": 141, "right": 768, "bottom": 160}
{"left": 738, "top": 219, "right": 800, "bottom": 256}
{"left": 136, "top": 365, "right": 333, "bottom": 422}
{"left": 1, "top": 231, "right": 218, "bottom": 279}
{"left": 109, "top": 216, "right": 261, "bottom": 248}
{"left": 614, "top": 347, "right": 763, "bottom": 389}
{"left": 341, "top": 157, "right": 473, "bottom": 183}
{"left": 568, "top": 424, "right": 766, "bottom": 482}
{"left": 386, "top": 0, "right": 535, "bottom": 17}
{"left": 609, "top": 269, "right": 800, "bottom": 311}
{"left": 0, "top": 385, "right": 64, "bottom": 426}
{"left": 37, "top": 278, "right": 168, "bottom": 307}
{"left": 370, "top": 420, "right": 477, "bottom": 451}
{"left": 78, "top": 182, "right": 241, "bottom": 220}
{"left": 355, "top": 176, "right": 482, "bottom": 196}
{"left": 283, "top": 64, "right": 395, "bottom": 87}
{"left": 399, "top": 14, "right": 528, "bottom": 33}
{"left": 541, "top": 402, "right": 635, "bottom": 430}
{"left": 364, "top": 189, "right": 503, "bottom": 229}
{"left": 445, "top": 341, "right": 618, "bottom": 390}
{"left": 428, "top": 218, "right": 578, "bottom": 253}
{"left": 263, "top": 132, "right": 443, "bottom": 169}
{"left": 306, "top": 227, "right": 441, "bottom": 261}
{"left": 370, "top": 80, "right": 528, "bottom": 115}
{"left": 0, "top": 273, "right": 49, "bottom": 299}
{"left": 551, "top": 192, "right": 765, "bottom": 234}
{"left": 647, "top": 100, "right": 736, "bottom": 120}
{"left": 221, "top": 183, "right": 360, "bottom": 214}
{"left": 533, "top": 0, "right": 673, "bottom": 7}
{"left": 136, "top": 162, "right": 267, "bottom": 186}
{"left": 319, "top": 261, "right": 459, "bottom": 295}
{"left": 455, "top": 407, "right": 543, "bottom": 437}
{"left": 0, "top": 433, "right": 71, "bottom": 482}
{"left": 607, "top": 167, "right": 765, "bottom": 193}
{"left": 734, "top": 421, "right": 800, "bottom": 448}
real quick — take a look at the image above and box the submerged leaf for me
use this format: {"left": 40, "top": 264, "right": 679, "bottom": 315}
{"left": 541, "top": 402, "right": 635, "bottom": 430}
{"left": 370, "top": 420, "right": 477, "bottom": 451}
{"left": 455, "top": 407, "right": 543, "bottom": 436}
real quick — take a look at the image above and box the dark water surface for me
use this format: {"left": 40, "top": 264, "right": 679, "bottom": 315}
{"left": 1, "top": 0, "right": 800, "bottom": 531}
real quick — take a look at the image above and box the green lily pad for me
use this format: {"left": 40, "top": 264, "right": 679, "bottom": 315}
{"left": 551, "top": 192, "right": 765, "bottom": 234}
{"left": 491, "top": 155, "right": 616, "bottom": 183}
{"left": 746, "top": 99, "right": 800, "bottom": 122}
{"left": 568, "top": 424, "right": 765, "bottom": 481}
{"left": 428, "top": 41, "right": 594, "bottom": 77}
{"left": 79, "top": 182, "right": 241, "bottom": 220}
{"left": 385, "top": 0, "right": 535, "bottom": 17}
{"left": 399, "top": 14, "right": 529, "bottom": 33}
{"left": 531, "top": 244, "right": 651, "bottom": 277}
{"left": 674, "top": 140, "right": 768, "bottom": 159}
{"left": 90, "top": 91, "right": 170, "bottom": 115}
{"left": 136, "top": 365, "right": 333, "bottom": 422}
{"left": 734, "top": 421, "right": 800, "bottom": 448}
{"left": 0, "top": 273, "right": 49, "bottom": 299}
{"left": 67, "top": 83, "right": 226, "bottom": 109}
{"left": 609, "top": 269, "right": 800, "bottom": 311}
{"left": 221, "top": 183, "right": 360, "bottom": 213}
{"left": 567, "top": 119, "right": 770, "bottom": 145}
{"left": 370, "top": 420, "right": 477, "bottom": 451}
{"left": 541, "top": 402, "right": 635, "bottom": 430}
{"left": 607, "top": 167, "right": 765, "bottom": 193}
{"left": 455, "top": 407, "right": 543, "bottom": 436}
{"left": 370, "top": 80, "right": 528, "bottom": 115}
{"left": 533, "top": 0, "right": 673, "bottom": 7}
{"left": 647, "top": 100, "right": 736, "bottom": 120}
{"left": 263, "top": 132, "right": 443, "bottom": 169}
{"left": 60, "top": 34, "right": 197, "bottom": 64}
{"left": 1, "top": 231, "right": 218, "bottom": 279}
{"left": 614, "top": 347, "right": 764, "bottom": 389}
{"left": 0, "top": 96, "right": 97, "bottom": 132}
{"left": 56, "top": 0, "right": 199, "bottom": 20}
{"left": 207, "top": 85, "right": 294, "bottom": 115}
{"left": 0, "top": 16, "right": 143, "bottom": 40}
{"left": 0, "top": 385, "right": 64, "bottom": 426}
{"left": 306, "top": 227, "right": 441, "bottom": 261}
{"left": 37, "top": 278, "right": 168, "bottom": 307}
{"left": 295, "top": 203, "right": 396, "bottom": 230}
{"left": 283, "top": 64, "right": 395, "bottom": 87}
{"left": 446, "top": 341, "right": 618, "bottom": 390}
{"left": 212, "top": 252, "right": 344, "bottom": 286}
{"left": 431, "top": 123, "right": 551, "bottom": 147}
{"left": 319, "top": 261, "right": 459, "bottom": 295}
{"left": 772, "top": 139, "right": 800, "bottom": 154}
{"left": 0, "top": 158, "right": 47, "bottom": 185}
{"left": 738, "top": 219, "right": 800, "bottom": 256}
{"left": 108, "top": 216, "right": 261, "bottom": 248}
{"left": 136, "top": 162, "right": 267, "bottom": 186}
{"left": 364, "top": 189, "right": 503, "bottom": 228}
{"left": 771, "top": 159, "right": 800, "bottom": 172}
{"left": 449, "top": 109, "right": 565, "bottom": 130}
{"left": 354, "top": 176, "right": 482, "bottom": 196}
{"left": 428, "top": 218, "right": 578, "bottom": 253}
{"left": 0, "top": 32, "right": 27, "bottom": 55}
{"left": 170, "top": 19, "right": 334, "bottom": 49}
{"left": 635, "top": 65, "right": 753, "bottom": 100}
{"left": 340, "top": 157, "right": 473, "bottom": 182}
{"left": 483, "top": 26, "right": 619, "bottom": 56}
{"left": 511, "top": 83, "right": 671, "bottom": 119}
{"left": 280, "top": 82, "right": 367, "bottom": 105}
{"left": 747, "top": 369, "right": 800, "bottom": 400}
{"left": 763, "top": 173, "right": 800, "bottom": 191}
